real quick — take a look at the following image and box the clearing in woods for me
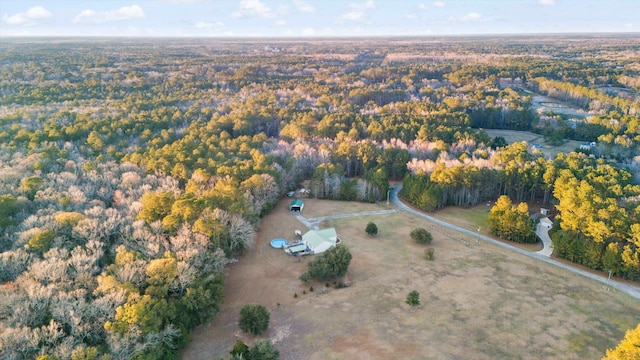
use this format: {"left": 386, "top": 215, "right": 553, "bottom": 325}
{"left": 181, "top": 197, "right": 639, "bottom": 360}
{"left": 484, "top": 129, "right": 583, "bottom": 158}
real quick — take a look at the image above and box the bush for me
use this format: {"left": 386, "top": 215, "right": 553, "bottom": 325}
{"left": 299, "top": 272, "right": 310, "bottom": 283}
{"left": 246, "top": 339, "right": 279, "bottom": 360}
{"left": 406, "top": 290, "right": 420, "bottom": 306}
{"left": 230, "top": 340, "right": 249, "bottom": 357}
{"left": 365, "top": 222, "right": 378, "bottom": 236}
{"left": 424, "top": 248, "right": 435, "bottom": 261}
{"left": 307, "top": 245, "right": 352, "bottom": 281}
{"left": 239, "top": 304, "right": 270, "bottom": 336}
{"left": 411, "top": 228, "right": 433, "bottom": 244}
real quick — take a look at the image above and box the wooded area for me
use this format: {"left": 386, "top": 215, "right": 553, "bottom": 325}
{"left": 0, "top": 35, "right": 639, "bottom": 358}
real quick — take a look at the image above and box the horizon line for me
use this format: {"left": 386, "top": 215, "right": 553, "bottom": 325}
{"left": 1, "top": 31, "right": 639, "bottom": 41}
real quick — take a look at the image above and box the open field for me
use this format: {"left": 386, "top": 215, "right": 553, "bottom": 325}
{"left": 484, "top": 129, "right": 583, "bottom": 158}
{"left": 182, "top": 198, "right": 639, "bottom": 360}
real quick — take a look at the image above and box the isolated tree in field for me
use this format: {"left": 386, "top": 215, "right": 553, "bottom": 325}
{"left": 246, "top": 339, "right": 280, "bottom": 360}
{"left": 239, "top": 304, "right": 270, "bottom": 336}
{"left": 306, "top": 245, "right": 352, "bottom": 281}
{"left": 411, "top": 228, "right": 433, "bottom": 244}
{"left": 365, "top": 222, "right": 378, "bottom": 236}
{"left": 604, "top": 322, "right": 640, "bottom": 359}
{"left": 406, "top": 290, "right": 420, "bottom": 307}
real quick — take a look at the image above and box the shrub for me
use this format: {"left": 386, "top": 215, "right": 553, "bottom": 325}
{"left": 246, "top": 339, "right": 279, "bottom": 360}
{"left": 406, "top": 290, "right": 420, "bottom": 306}
{"left": 411, "top": 228, "right": 433, "bottom": 244}
{"left": 230, "top": 340, "right": 249, "bottom": 357}
{"left": 299, "top": 272, "right": 310, "bottom": 283}
{"left": 365, "top": 222, "right": 378, "bottom": 236}
{"left": 424, "top": 248, "right": 435, "bottom": 261}
{"left": 238, "top": 304, "right": 270, "bottom": 336}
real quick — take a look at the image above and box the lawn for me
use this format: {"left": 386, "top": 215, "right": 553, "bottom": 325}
{"left": 181, "top": 198, "right": 639, "bottom": 360}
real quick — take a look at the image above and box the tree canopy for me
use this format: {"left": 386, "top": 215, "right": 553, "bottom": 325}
{"left": 306, "top": 246, "right": 353, "bottom": 281}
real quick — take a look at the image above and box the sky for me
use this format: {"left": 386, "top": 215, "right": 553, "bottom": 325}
{"left": 0, "top": 0, "right": 638, "bottom": 37}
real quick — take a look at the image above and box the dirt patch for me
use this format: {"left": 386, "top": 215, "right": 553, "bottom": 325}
{"left": 294, "top": 196, "right": 393, "bottom": 218}
{"left": 181, "top": 198, "right": 639, "bottom": 360}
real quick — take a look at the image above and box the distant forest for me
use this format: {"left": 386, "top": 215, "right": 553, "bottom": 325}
{"left": 0, "top": 36, "right": 639, "bottom": 359}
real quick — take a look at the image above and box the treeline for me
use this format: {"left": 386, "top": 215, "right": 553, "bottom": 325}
{"left": 531, "top": 77, "right": 640, "bottom": 115}
{"left": 402, "top": 142, "right": 547, "bottom": 209}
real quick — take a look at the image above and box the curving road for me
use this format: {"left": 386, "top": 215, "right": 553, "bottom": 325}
{"left": 536, "top": 218, "right": 554, "bottom": 257}
{"left": 389, "top": 185, "right": 640, "bottom": 301}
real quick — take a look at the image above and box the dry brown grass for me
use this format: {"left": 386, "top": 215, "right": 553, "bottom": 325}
{"left": 181, "top": 198, "right": 639, "bottom": 360}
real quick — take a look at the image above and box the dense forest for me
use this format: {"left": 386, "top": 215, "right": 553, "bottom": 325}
{"left": 0, "top": 35, "right": 639, "bottom": 359}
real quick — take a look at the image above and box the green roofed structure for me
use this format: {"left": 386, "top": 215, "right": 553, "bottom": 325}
{"left": 290, "top": 199, "right": 304, "bottom": 212}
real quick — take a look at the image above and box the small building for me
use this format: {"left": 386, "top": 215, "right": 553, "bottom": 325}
{"left": 540, "top": 208, "right": 550, "bottom": 216}
{"left": 290, "top": 199, "right": 304, "bottom": 212}
{"left": 579, "top": 142, "right": 593, "bottom": 151}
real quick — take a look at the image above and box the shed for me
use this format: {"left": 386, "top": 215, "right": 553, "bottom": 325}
{"left": 302, "top": 228, "right": 340, "bottom": 254}
{"left": 290, "top": 199, "right": 304, "bottom": 212}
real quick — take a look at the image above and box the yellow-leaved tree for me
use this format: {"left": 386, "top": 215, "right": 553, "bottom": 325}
{"left": 604, "top": 323, "right": 640, "bottom": 359}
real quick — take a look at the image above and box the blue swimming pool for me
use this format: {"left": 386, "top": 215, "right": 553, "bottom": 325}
{"left": 270, "top": 238, "right": 288, "bottom": 248}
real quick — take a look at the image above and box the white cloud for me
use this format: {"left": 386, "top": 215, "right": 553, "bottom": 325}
{"left": 2, "top": 6, "right": 52, "bottom": 26}
{"left": 162, "top": 0, "right": 204, "bottom": 3}
{"left": 537, "top": 0, "right": 556, "bottom": 5}
{"left": 274, "top": 19, "right": 287, "bottom": 26}
{"left": 73, "top": 5, "right": 145, "bottom": 24}
{"left": 447, "top": 12, "right": 491, "bottom": 23}
{"left": 302, "top": 28, "right": 315, "bottom": 36}
{"left": 338, "top": 0, "right": 376, "bottom": 23}
{"left": 419, "top": 1, "right": 444, "bottom": 10}
{"left": 406, "top": 13, "right": 418, "bottom": 19}
{"left": 194, "top": 21, "right": 224, "bottom": 30}
{"left": 294, "top": 0, "right": 316, "bottom": 13}
{"left": 231, "top": 0, "right": 274, "bottom": 19}
{"left": 462, "top": 12, "right": 482, "bottom": 22}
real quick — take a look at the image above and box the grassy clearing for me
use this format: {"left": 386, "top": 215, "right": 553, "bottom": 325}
{"left": 295, "top": 197, "right": 391, "bottom": 218}
{"left": 484, "top": 129, "right": 583, "bottom": 158}
{"left": 183, "top": 198, "right": 639, "bottom": 360}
